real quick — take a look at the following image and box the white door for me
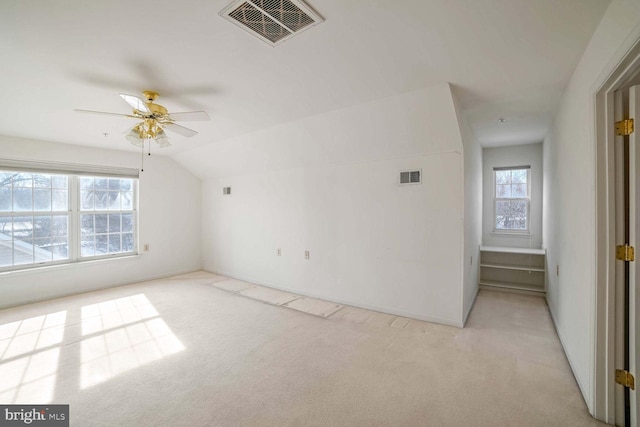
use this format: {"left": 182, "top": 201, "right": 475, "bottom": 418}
{"left": 614, "top": 85, "right": 640, "bottom": 426}
{"left": 629, "top": 85, "right": 639, "bottom": 427}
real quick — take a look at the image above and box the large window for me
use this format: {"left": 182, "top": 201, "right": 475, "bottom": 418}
{"left": 494, "top": 167, "right": 530, "bottom": 231}
{"left": 0, "top": 169, "right": 137, "bottom": 271}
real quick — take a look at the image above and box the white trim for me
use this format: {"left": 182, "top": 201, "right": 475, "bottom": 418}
{"left": 493, "top": 168, "right": 530, "bottom": 232}
{"left": 0, "top": 158, "right": 139, "bottom": 178}
{"left": 0, "top": 172, "right": 138, "bottom": 273}
{"left": 491, "top": 229, "right": 532, "bottom": 236}
{"left": 0, "top": 265, "right": 198, "bottom": 310}
{"left": 0, "top": 254, "right": 140, "bottom": 278}
{"left": 593, "top": 32, "right": 640, "bottom": 424}
{"left": 207, "top": 269, "right": 465, "bottom": 328}
{"left": 462, "top": 285, "right": 479, "bottom": 326}
{"left": 480, "top": 245, "right": 545, "bottom": 255}
{"left": 547, "top": 294, "right": 592, "bottom": 405}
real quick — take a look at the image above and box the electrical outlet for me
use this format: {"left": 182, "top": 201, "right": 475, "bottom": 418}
{"left": 144, "top": 244, "right": 150, "bottom": 252}
{"left": 277, "top": 248, "right": 281, "bottom": 256}
{"left": 305, "top": 250, "right": 310, "bottom": 260}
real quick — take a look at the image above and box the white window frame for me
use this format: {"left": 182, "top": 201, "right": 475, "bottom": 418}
{"left": 76, "top": 176, "right": 138, "bottom": 261}
{"left": 493, "top": 166, "right": 531, "bottom": 234}
{"left": 0, "top": 161, "right": 139, "bottom": 272}
{"left": 0, "top": 171, "right": 72, "bottom": 270}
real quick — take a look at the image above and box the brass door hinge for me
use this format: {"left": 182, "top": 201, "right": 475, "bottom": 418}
{"left": 616, "top": 118, "right": 634, "bottom": 136}
{"left": 616, "top": 369, "right": 635, "bottom": 390}
{"left": 616, "top": 245, "right": 635, "bottom": 261}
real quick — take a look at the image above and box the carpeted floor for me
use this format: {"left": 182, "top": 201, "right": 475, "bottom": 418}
{"left": 0, "top": 271, "right": 607, "bottom": 426}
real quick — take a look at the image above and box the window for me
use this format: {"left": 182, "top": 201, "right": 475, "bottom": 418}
{"left": 494, "top": 167, "right": 530, "bottom": 231}
{"left": 0, "top": 169, "right": 137, "bottom": 271}
{"left": 79, "top": 177, "right": 135, "bottom": 257}
{"left": 0, "top": 172, "right": 70, "bottom": 267}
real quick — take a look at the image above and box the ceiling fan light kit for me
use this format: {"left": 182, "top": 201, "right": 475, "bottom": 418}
{"left": 125, "top": 124, "right": 145, "bottom": 148}
{"left": 75, "top": 90, "right": 210, "bottom": 151}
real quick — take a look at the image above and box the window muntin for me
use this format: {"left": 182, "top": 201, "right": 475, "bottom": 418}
{"left": 0, "top": 171, "right": 137, "bottom": 271}
{"left": 0, "top": 172, "right": 70, "bottom": 268}
{"left": 494, "top": 168, "right": 530, "bottom": 231}
{"left": 79, "top": 177, "right": 135, "bottom": 257}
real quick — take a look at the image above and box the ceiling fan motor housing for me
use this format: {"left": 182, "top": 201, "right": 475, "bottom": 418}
{"left": 143, "top": 90, "right": 159, "bottom": 102}
{"left": 147, "top": 103, "right": 168, "bottom": 116}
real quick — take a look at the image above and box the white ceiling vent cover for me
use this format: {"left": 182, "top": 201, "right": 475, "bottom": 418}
{"left": 399, "top": 170, "right": 421, "bottom": 185}
{"left": 221, "top": 0, "right": 324, "bottom": 46}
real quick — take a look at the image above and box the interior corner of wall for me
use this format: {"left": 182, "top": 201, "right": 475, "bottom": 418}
{"left": 443, "top": 84, "right": 470, "bottom": 149}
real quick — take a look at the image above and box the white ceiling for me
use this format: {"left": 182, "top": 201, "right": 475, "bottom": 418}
{"left": 0, "top": 0, "right": 610, "bottom": 156}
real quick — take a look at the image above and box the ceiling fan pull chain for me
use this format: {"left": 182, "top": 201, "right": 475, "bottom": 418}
{"left": 140, "top": 139, "right": 145, "bottom": 172}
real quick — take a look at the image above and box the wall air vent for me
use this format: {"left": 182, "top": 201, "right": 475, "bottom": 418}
{"left": 223, "top": 187, "right": 232, "bottom": 195}
{"left": 221, "top": 0, "right": 324, "bottom": 46}
{"left": 399, "top": 170, "right": 421, "bottom": 185}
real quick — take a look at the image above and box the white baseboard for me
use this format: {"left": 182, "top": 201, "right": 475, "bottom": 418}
{"left": 546, "top": 295, "right": 592, "bottom": 411}
{"left": 206, "top": 269, "right": 464, "bottom": 328}
{"left": 462, "top": 285, "right": 479, "bottom": 326}
{"left": 0, "top": 267, "right": 202, "bottom": 310}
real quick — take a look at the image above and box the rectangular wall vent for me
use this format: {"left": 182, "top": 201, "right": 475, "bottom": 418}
{"left": 223, "top": 187, "right": 232, "bottom": 195}
{"left": 399, "top": 170, "right": 421, "bottom": 185}
{"left": 221, "top": 0, "right": 324, "bottom": 46}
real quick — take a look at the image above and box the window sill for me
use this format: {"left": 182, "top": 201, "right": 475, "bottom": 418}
{"left": 0, "top": 254, "right": 140, "bottom": 277}
{"left": 491, "top": 230, "right": 531, "bottom": 236}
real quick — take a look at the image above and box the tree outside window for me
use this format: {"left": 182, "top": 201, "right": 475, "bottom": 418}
{"left": 0, "top": 171, "right": 137, "bottom": 270}
{"left": 494, "top": 167, "right": 529, "bottom": 231}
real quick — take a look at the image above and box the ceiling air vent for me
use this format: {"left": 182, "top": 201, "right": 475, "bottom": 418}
{"left": 221, "top": 0, "right": 324, "bottom": 46}
{"left": 399, "top": 170, "right": 421, "bottom": 185}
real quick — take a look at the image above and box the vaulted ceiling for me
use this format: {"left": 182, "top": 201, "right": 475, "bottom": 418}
{"left": 0, "top": 0, "right": 610, "bottom": 157}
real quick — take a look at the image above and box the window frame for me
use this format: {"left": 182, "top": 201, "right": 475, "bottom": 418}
{"left": 77, "top": 176, "right": 137, "bottom": 261}
{"left": 492, "top": 166, "right": 531, "bottom": 234}
{"left": 0, "top": 171, "right": 72, "bottom": 270}
{"left": 0, "top": 167, "right": 138, "bottom": 273}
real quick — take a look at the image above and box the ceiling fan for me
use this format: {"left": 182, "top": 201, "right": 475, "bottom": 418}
{"left": 75, "top": 90, "right": 210, "bottom": 148}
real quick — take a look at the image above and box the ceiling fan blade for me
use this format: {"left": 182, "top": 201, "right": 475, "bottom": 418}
{"left": 120, "top": 94, "right": 151, "bottom": 114}
{"left": 164, "top": 122, "right": 198, "bottom": 137}
{"left": 74, "top": 109, "right": 136, "bottom": 118}
{"left": 167, "top": 111, "right": 210, "bottom": 122}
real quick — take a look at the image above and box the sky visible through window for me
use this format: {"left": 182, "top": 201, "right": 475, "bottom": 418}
{"left": 495, "top": 168, "right": 528, "bottom": 230}
{"left": 0, "top": 172, "right": 136, "bottom": 270}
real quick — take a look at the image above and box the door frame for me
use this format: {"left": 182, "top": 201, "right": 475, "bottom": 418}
{"left": 594, "top": 40, "right": 640, "bottom": 424}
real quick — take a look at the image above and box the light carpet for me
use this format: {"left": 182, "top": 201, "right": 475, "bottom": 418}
{"left": 0, "top": 271, "right": 606, "bottom": 426}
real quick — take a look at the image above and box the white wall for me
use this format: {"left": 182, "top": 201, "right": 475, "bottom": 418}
{"left": 543, "top": 0, "right": 640, "bottom": 414}
{"left": 461, "top": 126, "right": 482, "bottom": 324}
{"left": 452, "top": 93, "right": 483, "bottom": 324}
{"left": 482, "top": 143, "right": 543, "bottom": 248}
{"left": 192, "top": 84, "right": 470, "bottom": 326}
{"left": 0, "top": 135, "right": 202, "bottom": 308}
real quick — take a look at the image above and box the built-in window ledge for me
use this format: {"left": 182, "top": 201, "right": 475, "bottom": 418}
{"left": 491, "top": 230, "right": 532, "bottom": 237}
{"left": 480, "top": 246, "right": 545, "bottom": 255}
